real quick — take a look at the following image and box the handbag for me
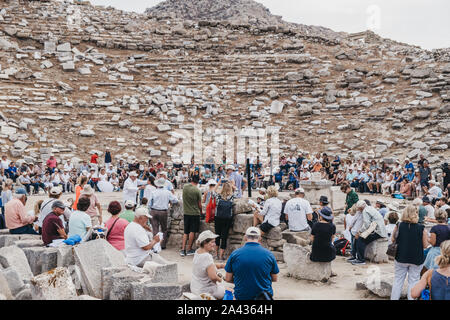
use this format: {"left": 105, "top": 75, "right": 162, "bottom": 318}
{"left": 419, "top": 270, "right": 433, "bottom": 300}
{"left": 387, "top": 222, "right": 399, "bottom": 257}
{"left": 205, "top": 195, "right": 216, "bottom": 223}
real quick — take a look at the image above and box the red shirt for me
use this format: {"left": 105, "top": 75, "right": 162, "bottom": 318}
{"left": 90, "top": 154, "right": 98, "bottom": 164}
{"left": 46, "top": 158, "right": 57, "bottom": 168}
{"left": 42, "top": 212, "right": 64, "bottom": 245}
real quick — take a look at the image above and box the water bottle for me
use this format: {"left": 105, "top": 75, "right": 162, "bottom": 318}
{"left": 223, "top": 290, "right": 234, "bottom": 300}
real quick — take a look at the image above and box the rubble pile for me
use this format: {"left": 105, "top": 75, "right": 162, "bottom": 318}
{"left": 0, "top": 0, "right": 447, "bottom": 168}
{"left": 0, "top": 230, "right": 188, "bottom": 300}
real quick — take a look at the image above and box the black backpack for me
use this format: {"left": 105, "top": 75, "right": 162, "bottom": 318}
{"left": 215, "top": 198, "right": 233, "bottom": 219}
{"left": 333, "top": 238, "right": 350, "bottom": 256}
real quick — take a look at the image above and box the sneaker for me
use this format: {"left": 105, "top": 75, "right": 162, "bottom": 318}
{"left": 179, "top": 250, "right": 186, "bottom": 257}
{"left": 186, "top": 249, "right": 195, "bottom": 256}
{"left": 351, "top": 259, "right": 366, "bottom": 265}
{"left": 346, "top": 257, "right": 357, "bottom": 262}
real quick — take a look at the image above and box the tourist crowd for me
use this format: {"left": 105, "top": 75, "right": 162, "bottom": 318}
{"left": 0, "top": 150, "right": 449, "bottom": 300}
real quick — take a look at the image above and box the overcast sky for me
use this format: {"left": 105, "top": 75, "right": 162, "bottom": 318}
{"left": 87, "top": 0, "right": 450, "bottom": 50}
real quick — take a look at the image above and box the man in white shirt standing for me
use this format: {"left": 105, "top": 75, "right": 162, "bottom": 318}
{"left": 147, "top": 178, "right": 179, "bottom": 249}
{"left": 124, "top": 207, "right": 168, "bottom": 267}
{"left": 284, "top": 188, "right": 313, "bottom": 232}
{"left": 123, "top": 171, "right": 146, "bottom": 205}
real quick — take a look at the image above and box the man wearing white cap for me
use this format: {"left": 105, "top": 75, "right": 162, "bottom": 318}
{"left": 123, "top": 171, "right": 146, "bottom": 204}
{"left": 284, "top": 188, "right": 314, "bottom": 232}
{"left": 147, "top": 178, "right": 179, "bottom": 249}
{"left": 124, "top": 206, "right": 168, "bottom": 267}
{"left": 224, "top": 227, "right": 279, "bottom": 300}
{"left": 37, "top": 186, "right": 71, "bottom": 233}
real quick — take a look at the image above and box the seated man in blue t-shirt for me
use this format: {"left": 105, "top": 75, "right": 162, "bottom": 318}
{"left": 225, "top": 227, "right": 279, "bottom": 300}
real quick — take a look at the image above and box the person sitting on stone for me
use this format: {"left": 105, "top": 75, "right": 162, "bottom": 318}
{"left": 105, "top": 201, "right": 129, "bottom": 252}
{"left": 5, "top": 188, "right": 38, "bottom": 234}
{"left": 253, "top": 185, "right": 282, "bottom": 235}
{"left": 310, "top": 207, "right": 336, "bottom": 263}
{"left": 41, "top": 201, "right": 68, "bottom": 246}
{"left": 351, "top": 200, "right": 387, "bottom": 265}
{"left": 284, "top": 187, "right": 313, "bottom": 233}
{"left": 68, "top": 196, "right": 92, "bottom": 240}
{"left": 124, "top": 206, "right": 168, "bottom": 267}
{"left": 190, "top": 230, "right": 227, "bottom": 300}
{"left": 18, "top": 171, "right": 32, "bottom": 195}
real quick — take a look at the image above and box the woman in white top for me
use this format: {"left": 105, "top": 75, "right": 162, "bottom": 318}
{"left": 109, "top": 173, "right": 120, "bottom": 191}
{"left": 51, "top": 169, "right": 63, "bottom": 188}
{"left": 382, "top": 169, "right": 394, "bottom": 195}
{"left": 98, "top": 168, "right": 109, "bottom": 182}
{"left": 190, "top": 230, "right": 226, "bottom": 299}
{"left": 253, "top": 185, "right": 282, "bottom": 234}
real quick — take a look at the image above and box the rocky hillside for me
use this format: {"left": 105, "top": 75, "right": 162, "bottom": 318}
{"left": 0, "top": 0, "right": 449, "bottom": 168}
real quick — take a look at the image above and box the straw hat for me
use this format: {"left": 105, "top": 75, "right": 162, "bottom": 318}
{"left": 81, "top": 185, "right": 94, "bottom": 196}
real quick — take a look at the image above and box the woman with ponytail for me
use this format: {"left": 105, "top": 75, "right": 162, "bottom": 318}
{"left": 412, "top": 240, "right": 450, "bottom": 300}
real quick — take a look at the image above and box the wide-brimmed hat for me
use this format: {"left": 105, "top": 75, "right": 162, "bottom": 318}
{"left": 226, "top": 165, "right": 235, "bottom": 171}
{"left": 124, "top": 200, "right": 135, "bottom": 208}
{"left": 319, "top": 207, "right": 333, "bottom": 221}
{"left": 387, "top": 202, "right": 400, "bottom": 212}
{"left": 135, "top": 206, "right": 152, "bottom": 219}
{"left": 81, "top": 185, "right": 94, "bottom": 196}
{"left": 154, "top": 178, "right": 166, "bottom": 188}
{"left": 376, "top": 199, "right": 385, "bottom": 205}
{"left": 129, "top": 171, "right": 138, "bottom": 177}
{"left": 319, "top": 196, "right": 329, "bottom": 204}
{"left": 207, "top": 179, "right": 217, "bottom": 186}
{"left": 295, "top": 187, "right": 305, "bottom": 194}
{"left": 50, "top": 186, "right": 62, "bottom": 195}
{"left": 196, "top": 230, "right": 219, "bottom": 245}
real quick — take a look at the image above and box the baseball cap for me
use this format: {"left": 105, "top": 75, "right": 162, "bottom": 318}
{"left": 50, "top": 186, "right": 62, "bottom": 195}
{"left": 14, "top": 188, "right": 27, "bottom": 196}
{"left": 245, "top": 227, "right": 261, "bottom": 237}
{"left": 422, "top": 196, "right": 430, "bottom": 203}
{"left": 295, "top": 187, "right": 305, "bottom": 194}
{"left": 135, "top": 206, "right": 152, "bottom": 218}
{"left": 124, "top": 200, "right": 135, "bottom": 208}
{"left": 197, "top": 230, "right": 219, "bottom": 244}
{"left": 51, "top": 200, "right": 66, "bottom": 210}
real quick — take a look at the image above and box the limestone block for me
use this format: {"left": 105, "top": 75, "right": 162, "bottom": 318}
{"left": 15, "top": 288, "right": 32, "bottom": 300}
{"left": 0, "top": 245, "right": 33, "bottom": 282}
{"left": 143, "top": 261, "right": 178, "bottom": 283}
{"left": 0, "top": 267, "right": 25, "bottom": 296}
{"left": 14, "top": 239, "right": 44, "bottom": 248}
{"left": 364, "top": 238, "right": 389, "bottom": 263}
{"left": 101, "top": 266, "right": 129, "bottom": 300}
{"left": 41, "top": 247, "right": 58, "bottom": 273}
{"left": 0, "top": 234, "right": 41, "bottom": 247}
{"left": 57, "top": 245, "right": 74, "bottom": 267}
{"left": 233, "top": 199, "right": 253, "bottom": 214}
{"left": 232, "top": 214, "right": 253, "bottom": 234}
{"left": 74, "top": 239, "right": 127, "bottom": 298}
{"left": 283, "top": 243, "right": 331, "bottom": 282}
{"left": 131, "top": 281, "right": 182, "bottom": 300}
{"left": 22, "top": 247, "right": 46, "bottom": 276}
{"left": 282, "top": 230, "right": 310, "bottom": 246}
{"left": 30, "top": 267, "right": 77, "bottom": 300}
{"left": 169, "top": 201, "right": 183, "bottom": 219}
{"left": 110, "top": 269, "right": 147, "bottom": 300}
{"left": 361, "top": 273, "right": 407, "bottom": 298}
{"left": 0, "top": 272, "right": 13, "bottom": 300}
{"left": 264, "top": 226, "right": 282, "bottom": 241}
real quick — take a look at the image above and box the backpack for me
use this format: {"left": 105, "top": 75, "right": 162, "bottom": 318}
{"left": 333, "top": 238, "right": 350, "bottom": 256}
{"left": 215, "top": 197, "right": 233, "bottom": 219}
